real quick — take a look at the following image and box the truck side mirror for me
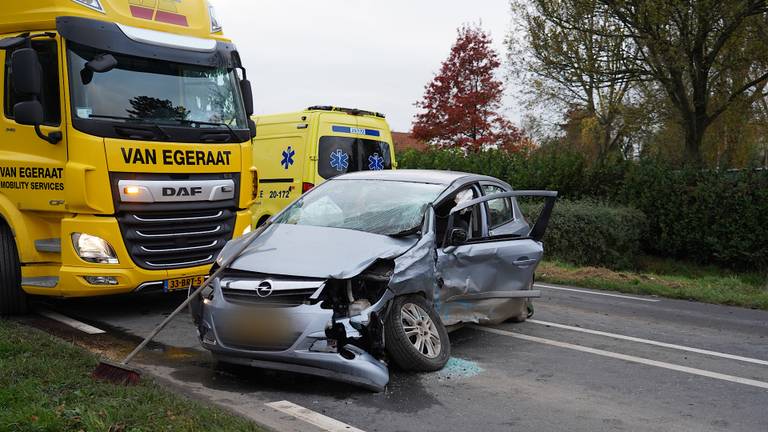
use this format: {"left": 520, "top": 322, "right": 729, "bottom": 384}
{"left": 13, "top": 100, "right": 44, "bottom": 126}
{"left": 11, "top": 48, "right": 42, "bottom": 96}
{"left": 240, "top": 79, "right": 254, "bottom": 116}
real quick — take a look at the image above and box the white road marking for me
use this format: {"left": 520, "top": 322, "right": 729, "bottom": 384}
{"left": 528, "top": 319, "right": 768, "bottom": 367}
{"left": 266, "top": 400, "right": 366, "bottom": 432}
{"left": 472, "top": 325, "right": 768, "bottom": 390}
{"left": 37, "top": 309, "right": 106, "bottom": 335}
{"left": 535, "top": 283, "right": 660, "bottom": 302}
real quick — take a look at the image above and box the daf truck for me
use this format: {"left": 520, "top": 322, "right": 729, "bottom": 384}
{"left": 0, "top": 0, "right": 257, "bottom": 314}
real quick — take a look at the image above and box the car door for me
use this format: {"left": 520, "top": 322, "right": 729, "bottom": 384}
{"left": 435, "top": 189, "right": 557, "bottom": 325}
{"left": 481, "top": 182, "right": 529, "bottom": 237}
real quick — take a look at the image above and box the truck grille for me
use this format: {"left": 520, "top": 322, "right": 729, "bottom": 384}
{"left": 118, "top": 209, "right": 235, "bottom": 270}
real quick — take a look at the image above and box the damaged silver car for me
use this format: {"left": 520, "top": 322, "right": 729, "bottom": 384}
{"left": 190, "top": 170, "right": 557, "bottom": 391}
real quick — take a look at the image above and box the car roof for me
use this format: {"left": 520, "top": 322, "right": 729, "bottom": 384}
{"left": 334, "top": 169, "right": 491, "bottom": 186}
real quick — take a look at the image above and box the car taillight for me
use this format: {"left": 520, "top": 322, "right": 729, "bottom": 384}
{"left": 302, "top": 182, "right": 314, "bottom": 193}
{"left": 251, "top": 170, "right": 259, "bottom": 200}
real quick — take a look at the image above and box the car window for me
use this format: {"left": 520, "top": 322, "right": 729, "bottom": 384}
{"left": 4, "top": 40, "right": 61, "bottom": 125}
{"left": 436, "top": 186, "right": 483, "bottom": 239}
{"left": 482, "top": 184, "right": 514, "bottom": 228}
{"left": 317, "top": 136, "right": 392, "bottom": 179}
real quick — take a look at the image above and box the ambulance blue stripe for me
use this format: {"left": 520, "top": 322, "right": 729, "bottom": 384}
{"left": 332, "top": 125, "right": 381, "bottom": 137}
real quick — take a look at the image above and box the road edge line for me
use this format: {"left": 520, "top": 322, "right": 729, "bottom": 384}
{"left": 535, "top": 283, "right": 660, "bottom": 302}
{"left": 472, "top": 325, "right": 768, "bottom": 390}
{"left": 266, "top": 400, "right": 366, "bottom": 432}
{"left": 528, "top": 319, "right": 768, "bottom": 366}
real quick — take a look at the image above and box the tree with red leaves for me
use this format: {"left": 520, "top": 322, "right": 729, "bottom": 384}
{"left": 412, "top": 25, "right": 529, "bottom": 153}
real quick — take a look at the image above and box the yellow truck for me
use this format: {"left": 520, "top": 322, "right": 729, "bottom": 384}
{"left": 0, "top": 0, "right": 256, "bottom": 314}
{"left": 251, "top": 106, "right": 396, "bottom": 227}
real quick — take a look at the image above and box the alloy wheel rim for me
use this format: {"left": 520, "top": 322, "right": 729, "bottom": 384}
{"left": 401, "top": 303, "right": 441, "bottom": 359}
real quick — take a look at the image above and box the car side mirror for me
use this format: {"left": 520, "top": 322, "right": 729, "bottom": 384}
{"left": 11, "top": 48, "right": 42, "bottom": 96}
{"left": 13, "top": 100, "right": 44, "bottom": 125}
{"left": 240, "top": 79, "right": 254, "bottom": 116}
{"left": 81, "top": 53, "right": 117, "bottom": 85}
{"left": 449, "top": 228, "right": 468, "bottom": 246}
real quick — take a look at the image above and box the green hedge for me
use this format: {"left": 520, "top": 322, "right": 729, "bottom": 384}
{"left": 398, "top": 148, "right": 768, "bottom": 270}
{"left": 619, "top": 162, "right": 768, "bottom": 270}
{"left": 523, "top": 200, "right": 647, "bottom": 269}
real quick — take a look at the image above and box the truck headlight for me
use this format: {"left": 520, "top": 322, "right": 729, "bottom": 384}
{"left": 207, "top": 1, "right": 223, "bottom": 33}
{"left": 72, "top": 233, "right": 119, "bottom": 264}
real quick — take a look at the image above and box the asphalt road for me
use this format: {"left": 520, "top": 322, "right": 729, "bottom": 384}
{"left": 32, "top": 283, "right": 768, "bottom": 432}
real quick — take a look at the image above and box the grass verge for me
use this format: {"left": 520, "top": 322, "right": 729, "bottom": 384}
{"left": 537, "top": 258, "right": 768, "bottom": 310}
{"left": 0, "top": 319, "right": 263, "bottom": 432}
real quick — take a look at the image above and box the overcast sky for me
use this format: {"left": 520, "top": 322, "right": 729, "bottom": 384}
{"left": 215, "top": 0, "right": 514, "bottom": 132}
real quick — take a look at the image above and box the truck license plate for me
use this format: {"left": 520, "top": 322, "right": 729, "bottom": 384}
{"left": 163, "top": 275, "right": 206, "bottom": 292}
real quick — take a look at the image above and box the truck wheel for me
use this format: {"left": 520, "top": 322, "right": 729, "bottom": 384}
{"left": 384, "top": 295, "right": 450, "bottom": 372}
{"left": 0, "top": 222, "right": 28, "bottom": 316}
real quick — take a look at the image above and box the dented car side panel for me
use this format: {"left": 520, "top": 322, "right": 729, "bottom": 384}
{"left": 436, "top": 239, "right": 542, "bottom": 325}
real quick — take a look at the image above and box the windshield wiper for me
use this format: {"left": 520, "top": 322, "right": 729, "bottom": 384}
{"left": 87, "top": 114, "right": 171, "bottom": 141}
{"left": 171, "top": 118, "right": 241, "bottom": 143}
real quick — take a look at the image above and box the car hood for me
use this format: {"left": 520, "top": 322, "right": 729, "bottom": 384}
{"left": 219, "top": 223, "right": 420, "bottom": 279}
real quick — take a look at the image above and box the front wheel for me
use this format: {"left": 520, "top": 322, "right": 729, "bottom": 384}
{"left": 0, "top": 222, "right": 28, "bottom": 316}
{"left": 384, "top": 295, "right": 450, "bottom": 371}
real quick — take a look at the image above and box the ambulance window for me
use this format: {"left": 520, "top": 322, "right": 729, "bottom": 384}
{"left": 3, "top": 41, "right": 61, "bottom": 126}
{"left": 318, "top": 136, "right": 392, "bottom": 179}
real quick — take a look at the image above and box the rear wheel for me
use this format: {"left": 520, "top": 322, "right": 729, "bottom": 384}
{"left": 507, "top": 277, "right": 535, "bottom": 323}
{"left": 0, "top": 222, "right": 28, "bottom": 316}
{"left": 384, "top": 295, "right": 450, "bottom": 371}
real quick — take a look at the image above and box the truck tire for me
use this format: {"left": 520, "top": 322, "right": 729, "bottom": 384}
{"left": 0, "top": 222, "right": 28, "bottom": 316}
{"left": 384, "top": 295, "right": 450, "bottom": 372}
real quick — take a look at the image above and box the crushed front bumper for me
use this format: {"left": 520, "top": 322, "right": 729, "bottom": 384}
{"left": 195, "top": 279, "right": 390, "bottom": 391}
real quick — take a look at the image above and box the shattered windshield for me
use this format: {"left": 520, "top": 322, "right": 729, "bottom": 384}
{"left": 273, "top": 179, "right": 444, "bottom": 235}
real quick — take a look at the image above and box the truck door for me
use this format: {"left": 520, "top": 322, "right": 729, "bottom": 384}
{"left": 0, "top": 38, "right": 67, "bottom": 213}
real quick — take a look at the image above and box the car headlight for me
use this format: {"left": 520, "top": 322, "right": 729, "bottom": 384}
{"left": 71, "top": 233, "right": 119, "bottom": 264}
{"left": 207, "top": 1, "right": 223, "bottom": 33}
{"left": 71, "top": 0, "right": 105, "bottom": 13}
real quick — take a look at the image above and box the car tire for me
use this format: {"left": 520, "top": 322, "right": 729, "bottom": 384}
{"left": 506, "top": 277, "right": 535, "bottom": 323}
{"left": 506, "top": 299, "right": 530, "bottom": 323}
{"left": 0, "top": 222, "right": 28, "bottom": 316}
{"left": 384, "top": 295, "right": 450, "bottom": 372}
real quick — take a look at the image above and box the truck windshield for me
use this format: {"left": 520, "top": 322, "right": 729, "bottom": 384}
{"left": 67, "top": 43, "right": 248, "bottom": 138}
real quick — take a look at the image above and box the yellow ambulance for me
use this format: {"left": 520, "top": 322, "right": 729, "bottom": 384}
{"left": 251, "top": 106, "right": 396, "bottom": 227}
{"left": 0, "top": 0, "right": 256, "bottom": 314}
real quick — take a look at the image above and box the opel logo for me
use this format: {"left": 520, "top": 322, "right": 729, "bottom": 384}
{"left": 256, "top": 280, "right": 273, "bottom": 298}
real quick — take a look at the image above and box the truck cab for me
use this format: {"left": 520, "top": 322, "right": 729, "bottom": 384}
{"left": 251, "top": 106, "right": 396, "bottom": 227}
{"left": 0, "top": 0, "right": 256, "bottom": 314}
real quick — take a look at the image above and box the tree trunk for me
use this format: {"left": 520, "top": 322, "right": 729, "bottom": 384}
{"left": 683, "top": 115, "right": 707, "bottom": 166}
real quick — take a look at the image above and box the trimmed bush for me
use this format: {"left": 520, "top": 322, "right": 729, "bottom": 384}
{"left": 522, "top": 200, "right": 647, "bottom": 269}
{"left": 399, "top": 147, "right": 768, "bottom": 270}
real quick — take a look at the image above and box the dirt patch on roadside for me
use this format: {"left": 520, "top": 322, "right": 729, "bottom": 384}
{"left": 537, "top": 262, "right": 685, "bottom": 289}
